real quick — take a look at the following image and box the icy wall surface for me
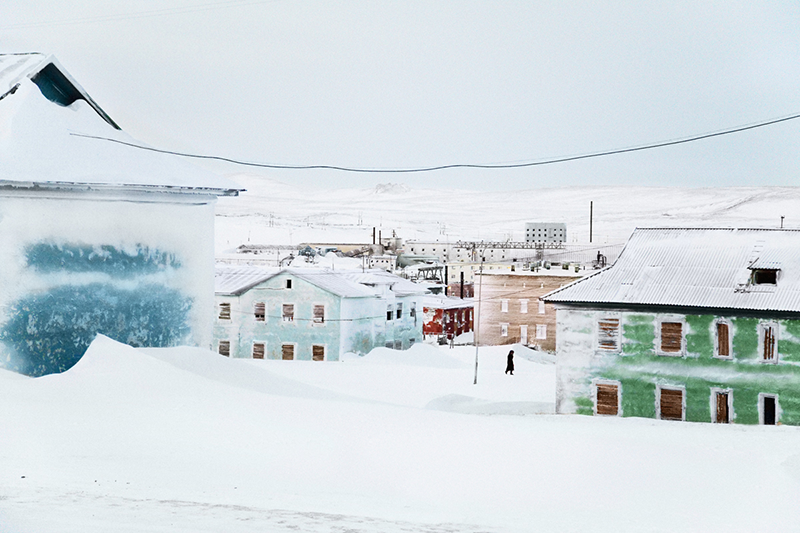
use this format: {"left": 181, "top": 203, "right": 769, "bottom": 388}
{"left": 0, "top": 194, "right": 217, "bottom": 377}
{"left": 1, "top": 244, "right": 191, "bottom": 376}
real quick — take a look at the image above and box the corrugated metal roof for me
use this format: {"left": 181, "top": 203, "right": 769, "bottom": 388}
{"left": 215, "top": 265, "right": 380, "bottom": 298}
{"left": 215, "top": 265, "right": 278, "bottom": 295}
{"left": 338, "top": 270, "right": 428, "bottom": 296}
{"left": 544, "top": 227, "right": 800, "bottom": 312}
{"left": 289, "top": 269, "right": 378, "bottom": 298}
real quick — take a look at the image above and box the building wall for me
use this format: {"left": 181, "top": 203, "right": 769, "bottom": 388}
{"left": 525, "top": 222, "right": 567, "bottom": 244}
{"left": 475, "top": 272, "right": 580, "bottom": 351}
{"left": 555, "top": 307, "right": 800, "bottom": 425}
{"left": 214, "top": 276, "right": 424, "bottom": 360}
{"left": 0, "top": 191, "right": 216, "bottom": 376}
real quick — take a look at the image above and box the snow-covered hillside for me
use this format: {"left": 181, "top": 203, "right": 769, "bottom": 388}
{"left": 3, "top": 336, "right": 800, "bottom": 532}
{"left": 215, "top": 174, "right": 800, "bottom": 252}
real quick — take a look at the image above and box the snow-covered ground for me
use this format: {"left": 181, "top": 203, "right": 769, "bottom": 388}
{"left": 3, "top": 335, "right": 800, "bottom": 532}
{"left": 215, "top": 175, "right": 800, "bottom": 252}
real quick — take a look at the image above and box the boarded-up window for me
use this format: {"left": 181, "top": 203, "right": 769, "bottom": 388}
{"left": 313, "top": 305, "right": 325, "bottom": 324}
{"left": 536, "top": 324, "right": 547, "bottom": 340}
{"left": 596, "top": 383, "right": 619, "bottom": 416}
{"left": 660, "top": 322, "right": 683, "bottom": 353}
{"left": 716, "top": 322, "right": 730, "bottom": 357}
{"left": 501, "top": 323, "right": 508, "bottom": 337}
{"left": 219, "top": 303, "right": 231, "bottom": 320}
{"left": 762, "top": 324, "right": 777, "bottom": 362}
{"left": 716, "top": 391, "right": 730, "bottom": 423}
{"left": 501, "top": 299, "right": 509, "bottom": 313}
{"left": 312, "top": 345, "right": 325, "bottom": 361}
{"left": 597, "top": 318, "right": 620, "bottom": 351}
{"left": 281, "top": 344, "right": 294, "bottom": 360}
{"left": 539, "top": 299, "right": 545, "bottom": 314}
{"left": 254, "top": 302, "right": 265, "bottom": 322}
{"left": 659, "top": 388, "right": 683, "bottom": 421}
{"left": 394, "top": 339, "right": 402, "bottom": 350}
{"left": 218, "top": 340, "right": 230, "bottom": 357}
{"left": 520, "top": 300, "right": 528, "bottom": 314}
{"left": 282, "top": 304, "right": 294, "bottom": 322}
{"left": 252, "top": 343, "right": 265, "bottom": 359}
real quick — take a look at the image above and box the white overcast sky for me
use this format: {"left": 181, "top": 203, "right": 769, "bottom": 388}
{"left": 3, "top": 1, "right": 800, "bottom": 190}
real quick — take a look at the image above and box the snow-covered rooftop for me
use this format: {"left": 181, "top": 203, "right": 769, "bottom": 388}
{"left": 215, "top": 265, "right": 389, "bottom": 298}
{"left": 545, "top": 227, "right": 800, "bottom": 312}
{"left": 0, "top": 53, "right": 242, "bottom": 195}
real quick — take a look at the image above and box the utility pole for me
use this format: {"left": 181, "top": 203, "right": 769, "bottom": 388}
{"left": 589, "top": 201, "right": 593, "bottom": 243}
{"left": 473, "top": 258, "right": 484, "bottom": 385}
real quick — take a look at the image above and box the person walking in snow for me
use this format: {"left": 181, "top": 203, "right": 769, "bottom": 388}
{"left": 505, "top": 350, "right": 515, "bottom": 375}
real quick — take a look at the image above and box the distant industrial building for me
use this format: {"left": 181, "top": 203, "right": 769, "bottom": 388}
{"left": 525, "top": 223, "right": 566, "bottom": 244}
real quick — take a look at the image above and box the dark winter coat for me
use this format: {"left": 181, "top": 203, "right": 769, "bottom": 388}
{"left": 505, "top": 351, "right": 514, "bottom": 373}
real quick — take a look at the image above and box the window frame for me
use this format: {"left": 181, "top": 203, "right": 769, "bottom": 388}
{"left": 501, "top": 299, "right": 509, "bottom": 313}
{"left": 758, "top": 321, "right": 779, "bottom": 363}
{"left": 519, "top": 299, "right": 528, "bottom": 314}
{"left": 500, "top": 323, "right": 509, "bottom": 337}
{"left": 656, "top": 317, "right": 686, "bottom": 357}
{"left": 281, "top": 343, "right": 296, "bottom": 361}
{"left": 282, "top": 303, "right": 295, "bottom": 323}
{"left": 252, "top": 342, "right": 266, "bottom": 359}
{"left": 312, "top": 344, "right": 325, "bottom": 361}
{"left": 713, "top": 319, "right": 733, "bottom": 359}
{"left": 253, "top": 302, "right": 266, "bottom": 322}
{"left": 593, "top": 379, "right": 622, "bottom": 417}
{"left": 536, "top": 324, "right": 547, "bottom": 340}
{"left": 596, "top": 316, "right": 621, "bottom": 354}
{"left": 218, "top": 302, "right": 231, "bottom": 321}
{"left": 758, "top": 393, "right": 780, "bottom": 425}
{"left": 396, "top": 302, "right": 403, "bottom": 320}
{"left": 312, "top": 304, "right": 326, "bottom": 326}
{"left": 656, "top": 385, "right": 686, "bottom": 421}
{"left": 709, "top": 387, "right": 733, "bottom": 424}
{"left": 218, "top": 340, "right": 231, "bottom": 357}
{"left": 538, "top": 299, "right": 545, "bottom": 314}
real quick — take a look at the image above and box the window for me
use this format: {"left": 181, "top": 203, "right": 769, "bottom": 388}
{"left": 312, "top": 345, "right": 325, "bottom": 361}
{"left": 536, "top": 324, "right": 547, "bottom": 340}
{"left": 712, "top": 389, "right": 732, "bottom": 423}
{"left": 658, "top": 387, "right": 684, "bottom": 421}
{"left": 410, "top": 303, "right": 417, "bottom": 325}
{"left": 597, "top": 318, "right": 620, "bottom": 352}
{"left": 281, "top": 344, "right": 294, "bottom": 360}
{"left": 715, "top": 321, "right": 731, "bottom": 358}
{"left": 254, "top": 302, "right": 265, "bottom": 322}
{"left": 500, "top": 323, "right": 509, "bottom": 337}
{"left": 218, "top": 340, "right": 230, "bottom": 357}
{"left": 520, "top": 324, "right": 528, "bottom": 345}
{"left": 760, "top": 394, "right": 778, "bottom": 425}
{"left": 252, "top": 343, "right": 265, "bottom": 359}
{"left": 394, "top": 339, "right": 402, "bottom": 350}
{"left": 759, "top": 322, "right": 778, "bottom": 363}
{"left": 659, "top": 321, "right": 683, "bottom": 355}
{"left": 218, "top": 303, "right": 231, "bottom": 320}
{"left": 386, "top": 304, "right": 393, "bottom": 321}
{"left": 520, "top": 300, "right": 528, "bottom": 314}
{"left": 752, "top": 269, "right": 778, "bottom": 285}
{"left": 538, "top": 299, "right": 545, "bottom": 314}
{"left": 501, "top": 299, "right": 509, "bottom": 313}
{"left": 285, "top": 279, "right": 293, "bottom": 289}
{"left": 595, "top": 382, "right": 620, "bottom": 416}
{"left": 282, "top": 304, "right": 294, "bottom": 322}
{"left": 313, "top": 305, "right": 325, "bottom": 324}
{"left": 396, "top": 303, "right": 403, "bottom": 320}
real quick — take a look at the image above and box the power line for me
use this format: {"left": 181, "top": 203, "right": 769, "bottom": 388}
{"left": 71, "top": 111, "right": 800, "bottom": 174}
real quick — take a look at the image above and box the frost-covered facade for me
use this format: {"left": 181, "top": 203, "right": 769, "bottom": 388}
{"left": 214, "top": 266, "right": 425, "bottom": 361}
{"left": 545, "top": 228, "right": 800, "bottom": 426}
{"left": 0, "top": 53, "right": 240, "bottom": 376}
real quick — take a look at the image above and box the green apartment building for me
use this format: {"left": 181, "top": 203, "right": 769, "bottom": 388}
{"left": 545, "top": 227, "right": 800, "bottom": 425}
